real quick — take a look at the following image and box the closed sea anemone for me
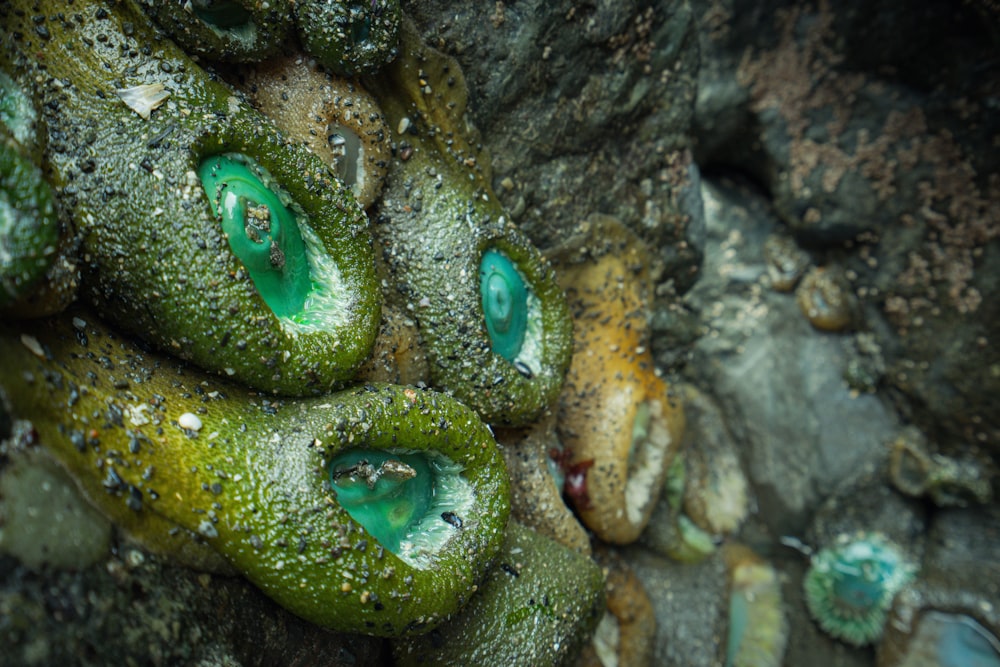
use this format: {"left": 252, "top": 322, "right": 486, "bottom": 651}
{"left": 238, "top": 55, "right": 391, "bottom": 209}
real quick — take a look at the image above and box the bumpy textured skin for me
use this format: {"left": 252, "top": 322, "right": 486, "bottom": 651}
{"left": 1, "top": 0, "right": 380, "bottom": 396}
{"left": 392, "top": 522, "right": 606, "bottom": 666}
{"left": 294, "top": 0, "right": 402, "bottom": 76}
{"left": 0, "top": 312, "right": 511, "bottom": 636}
{"left": 237, "top": 56, "right": 392, "bottom": 209}
{"left": 0, "top": 130, "right": 58, "bottom": 308}
{"left": 366, "top": 22, "right": 573, "bottom": 426}
{"left": 137, "top": 0, "right": 292, "bottom": 63}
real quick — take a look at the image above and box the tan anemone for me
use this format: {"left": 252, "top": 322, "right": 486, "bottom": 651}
{"left": 238, "top": 55, "right": 391, "bottom": 209}
{"left": 577, "top": 548, "right": 657, "bottom": 667}
{"left": 680, "top": 384, "right": 751, "bottom": 537}
{"left": 552, "top": 215, "right": 685, "bottom": 545}
{"left": 496, "top": 413, "right": 592, "bottom": 555}
{"left": 723, "top": 544, "right": 789, "bottom": 667}
{"left": 795, "top": 265, "right": 855, "bottom": 332}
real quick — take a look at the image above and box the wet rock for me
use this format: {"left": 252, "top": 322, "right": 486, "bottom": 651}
{"left": 691, "top": 0, "right": 1000, "bottom": 455}
{"left": 627, "top": 547, "right": 729, "bottom": 667}
{"left": 0, "top": 543, "right": 385, "bottom": 667}
{"left": 878, "top": 506, "right": 1000, "bottom": 667}
{"left": 0, "top": 450, "right": 112, "bottom": 571}
{"left": 684, "top": 179, "right": 900, "bottom": 537}
{"left": 405, "top": 0, "right": 705, "bottom": 292}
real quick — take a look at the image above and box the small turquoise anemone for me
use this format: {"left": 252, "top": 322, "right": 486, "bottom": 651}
{"left": 803, "top": 532, "right": 917, "bottom": 646}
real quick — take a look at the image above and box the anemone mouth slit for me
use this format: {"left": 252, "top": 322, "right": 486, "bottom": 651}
{"left": 192, "top": 0, "right": 257, "bottom": 42}
{"left": 328, "top": 447, "right": 474, "bottom": 568}
{"left": 623, "top": 399, "right": 673, "bottom": 526}
{"left": 327, "top": 123, "right": 363, "bottom": 189}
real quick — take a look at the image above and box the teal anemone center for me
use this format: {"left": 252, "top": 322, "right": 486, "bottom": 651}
{"left": 804, "top": 533, "right": 916, "bottom": 646}
{"left": 329, "top": 449, "right": 433, "bottom": 554}
{"left": 192, "top": 0, "right": 254, "bottom": 32}
{"left": 830, "top": 542, "right": 899, "bottom": 616}
{"left": 480, "top": 249, "right": 528, "bottom": 361}
{"left": 347, "top": 8, "right": 373, "bottom": 43}
{"left": 830, "top": 558, "right": 890, "bottom": 614}
{"left": 199, "top": 154, "right": 312, "bottom": 318}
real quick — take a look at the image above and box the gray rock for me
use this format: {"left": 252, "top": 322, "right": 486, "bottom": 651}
{"left": 685, "top": 180, "right": 901, "bottom": 537}
{"left": 405, "top": 0, "right": 705, "bottom": 292}
{"left": 0, "top": 450, "right": 112, "bottom": 571}
{"left": 626, "top": 547, "right": 729, "bottom": 667}
{"left": 690, "top": 0, "right": 1000, "bottom": 456}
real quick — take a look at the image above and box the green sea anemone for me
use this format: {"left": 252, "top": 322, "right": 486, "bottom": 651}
{"left": 364, "top": 22, "right": 573, "bottom": 426}
{"left": 0, "top": 312, "right": 511, "bottom": 636}
{"left": 2, "top": 0, "right": 381, "bottom": 395}
{"left": 1, "top": 131, "right": 58, "bottom": 309}
{"left": 137, "top": 0, "right": 292, "bottom": 62}
{"left": 804, "top": 532, "right": 917, "bottom": 646}
{"left": 391, "top": 522, "right": 605, "bottom": 666}
{"left": 294, "top": 0, "right": 402, "bottom": 76}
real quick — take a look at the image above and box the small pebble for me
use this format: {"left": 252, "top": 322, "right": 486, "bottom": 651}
{"left": 178, "top": 412, "right": 203, "bottom": 431}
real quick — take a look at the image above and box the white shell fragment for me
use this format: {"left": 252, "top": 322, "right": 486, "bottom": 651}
{"left": 19, "top": 334, "right": 45, "bottom": 358}
{"left": 178, "top": 412, "right": 203, "bottom": 431}
{"left": 116, "top": 83, "right": 170, "bottom": 120}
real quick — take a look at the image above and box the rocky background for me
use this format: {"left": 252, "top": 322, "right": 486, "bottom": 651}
{"left": 3, "top": 0, "right": 999, "bottom": 665}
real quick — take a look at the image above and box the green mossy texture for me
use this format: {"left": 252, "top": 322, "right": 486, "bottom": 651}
{"left": 393, "top": 521, "right": 606, "bottom": 666}
{"left": 0, "top": 0, "right": 380, "bottom": 396}
{"left": 138, "top": 0, "right": 292, "bottom": 63}
{"left": 295, "top": 0, "right": 402, "bottom": 76}
{"left": 0, "top": 136, "right": 58, "bottom": 308}
{"left": 0, "top": 312, "right": 511, "bottom": 636}
{"left": 366, "top": 23, "right": 574, "bottom": 426}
